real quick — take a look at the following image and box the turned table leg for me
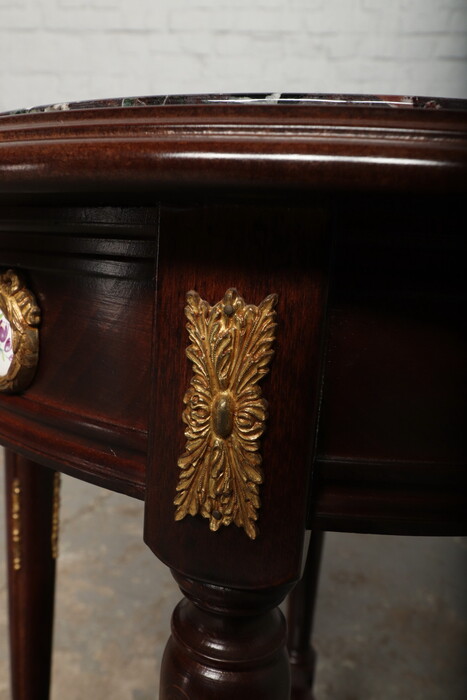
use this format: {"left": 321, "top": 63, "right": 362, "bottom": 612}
{"left": 144, "top": 208, "right": 331, "bottom": 698}
{"left": 5, "top": 451, "right": 60, "bottom": 700}
{"left": 287, "top": 530, "right": 324, "bottom": 700}
{"left": 160, "top": 572, "right": 293, "bottom": 700}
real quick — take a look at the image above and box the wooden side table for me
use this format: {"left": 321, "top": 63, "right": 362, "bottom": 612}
{"left": 0, "top": 93, "right": 466, "bottom": 699}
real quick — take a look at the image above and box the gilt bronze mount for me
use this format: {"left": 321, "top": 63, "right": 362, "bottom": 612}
{"left": 175, "top": 288, "right": 277, "bottom": 539}
{"left": 0, "top": 270, "right": 40, "bottom": 394}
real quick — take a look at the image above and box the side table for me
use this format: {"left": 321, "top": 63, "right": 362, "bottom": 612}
{"left": 0, "top": 93, "right": 466, "bottom": 699}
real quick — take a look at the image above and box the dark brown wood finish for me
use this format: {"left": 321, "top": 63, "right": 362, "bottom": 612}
{"left": 0, "top": 97, "right": 465, "bottom": 698}
{"left": 0, "top": 103, "right": 466, "bottom": 198}
{"left": 144, "top": 200, "right": 330, "bottom": 696}
{"left": 0, "top": 206, "right": 157, "bottom": 498}
{"left": 160, "top": 573, "right": 293, "bottom": 700}
{"left": 144, "top": 201, "right": 330, "bottom": 589}
{"left": 312, "top": 193, "right": 467, "bottom": 535}
{"left": 5, "top": 452, "right": 57, "bottom": 700}
{"left": 287, "top": 530, "right": 325, "bottom": 700}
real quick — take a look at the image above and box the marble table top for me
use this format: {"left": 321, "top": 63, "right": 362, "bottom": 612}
{"left": 2, "top": 92, "right": 466, "bottom": 117}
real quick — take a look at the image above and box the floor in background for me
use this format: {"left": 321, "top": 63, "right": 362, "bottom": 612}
{"left": 0, "top": 469, "right": 466, "bottom": 700}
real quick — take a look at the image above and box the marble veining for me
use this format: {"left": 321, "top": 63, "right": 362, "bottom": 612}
{"left": 1, "top": 93, "right": 466, "bottom": 117}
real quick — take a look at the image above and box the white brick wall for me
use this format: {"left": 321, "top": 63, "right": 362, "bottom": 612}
{"left": 0, "top": 0, "right": 466, "bottom": 112}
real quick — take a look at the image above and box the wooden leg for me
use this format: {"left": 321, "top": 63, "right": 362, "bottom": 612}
{"left": 287, "top": 530, "right": 324, "bottom": 700}
{"left": 160, "top": 572, "right": 293, "bottom": 699}
{"left": 5, "top": 450, "right": 60, "bottom": 700}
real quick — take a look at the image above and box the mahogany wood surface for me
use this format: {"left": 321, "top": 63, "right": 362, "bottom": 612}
{"left": 0, "top": 206, "right": 155, "bottom": 498}
{"left": 0, "top": 102, "right": 466, "bottom": 197}
{"left": 160, "top": 573, "right": 293, "bottom": 700}
{"left": 0, "top": 96, "right": 466, "bottom": 698}
{"left": 313, "top": 193, "right": 467, "bottom": 535}
{"left": 144, "top": 201, "right": 330, "bottom": 589}
{"left": 287, "top": 531, "right": 325, "bottom": 700}
{"left": 5, "top": 452, "right": 57, "bottom": 700}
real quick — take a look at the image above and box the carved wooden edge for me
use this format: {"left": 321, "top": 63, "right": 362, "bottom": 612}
{"left": 1, "top": 105, "right": 466, "bottom": 196}
{"left": 0, "top": 269, "right": 40, "bottom": 394}
{"left": 175, "top": 288, "right": 277, "bottom": 539}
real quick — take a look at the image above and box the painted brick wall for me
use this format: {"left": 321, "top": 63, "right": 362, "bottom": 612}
{"left": 0, "top": 0, "right": 466, "bottom": 111}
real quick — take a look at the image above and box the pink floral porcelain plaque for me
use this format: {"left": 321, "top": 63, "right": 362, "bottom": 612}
{"left": 0, "top": 309, "right": 14, "bottom": 376}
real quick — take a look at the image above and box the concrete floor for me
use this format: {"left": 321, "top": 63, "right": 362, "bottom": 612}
{"left": 0, "top": 468, "right": 466, "bottom": 700}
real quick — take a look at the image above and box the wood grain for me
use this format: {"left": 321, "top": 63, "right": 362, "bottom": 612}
{"left": 1, "top": 104, "right": 466, "bottom": 198}
{"left": 144, "top": 201, "right": 330, "bottom": 589}
{"left": 0, "top": 97, "right": 465, "bottom": 699}
{"left": 5, "top": 452, "right": 57, "bottom": 700}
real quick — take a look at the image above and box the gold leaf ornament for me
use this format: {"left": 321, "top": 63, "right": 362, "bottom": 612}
{"left": 175, "top": 288, "right": 278, "bottom": 539}
{"left": 0, "top": 270, "right": 40, "bottom": 394}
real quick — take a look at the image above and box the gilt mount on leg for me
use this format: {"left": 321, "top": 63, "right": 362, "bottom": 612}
{"left": 175, "top": 288, "right": 278, "bottom": 539}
